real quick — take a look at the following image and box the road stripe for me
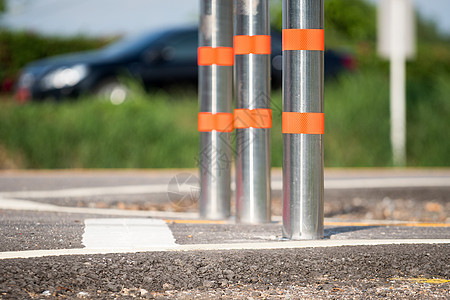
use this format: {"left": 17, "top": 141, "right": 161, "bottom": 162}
{"left": 322, "top": 177, "right": 450, "bottom": 189}
{"left": 390, "top": 277, "right": 450, "bottom": 284}
{"left": 165, "top": 219, "right": 227, "bottom": 224}
{"left": 83, "top": 219, "right": 176, "bottom": 249}
{"left": 0, "top": 176, "right": 448, "bottom": 199}
{"left": 1, "top": 239, "right": 449, "bottom": 260}
{"left": 324, "top": 221, "right": 450, "bottom": 228}
{"left": 0, "top": 185, "right": 170, "bottom": 198}
{"left": 164, "top": 219, "right": 450, "bottom": 228}
{"left": 0, "top": 198, "right": 198, "bottom": 219}
{"left": 1, "top": 198, "right": 448, "bottom": 227}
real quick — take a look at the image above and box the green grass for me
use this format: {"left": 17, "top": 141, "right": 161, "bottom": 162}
{"left": 0, "top": 70, "right": 449, "bottom": 169}
{"left": 407, "top": 74, "right": 450, "bottom": 166}
{"left": 0, "top": 91, "right": 199, "bottom": 169}
{"left": 323, "top": 71, "right": 391, "bottom": 167}
{"left": 271, "top": 70, "right": 392, "bottom": 167}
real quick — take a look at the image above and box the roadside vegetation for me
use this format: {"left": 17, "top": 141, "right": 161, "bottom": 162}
{"left": 0, "top": 0, "right": 449, "bottom": 169}
{"left": 0, "top": 32, "right": 113, "bottom": 92}
{"left": 1, "top": 69, "right": 448, "bottom": 169}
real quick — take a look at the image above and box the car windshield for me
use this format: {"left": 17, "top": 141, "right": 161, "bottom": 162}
{"left": 102, "top": 31, "right": 165, "bottom": 57}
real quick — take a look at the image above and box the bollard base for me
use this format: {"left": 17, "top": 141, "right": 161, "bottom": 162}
{"left": 283, "top": 234, "right": 324, "bottom": 241}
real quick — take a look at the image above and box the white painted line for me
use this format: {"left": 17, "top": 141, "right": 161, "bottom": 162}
{"left": 0, "top": 198, "right": 448, "bottom": 227}
{"left": 271, "top": 177, "right": 450, "bottom": 190}
{"left": 323, "top": 177, "right": 450, "bottom": 190}
{"left": 0, "top": 197, "right": 58, "bottom": 210}
{"left": 82, "top": 219, "right": 177, "bottom": 249}
{"left": 1, "top": 177, "right": 448, "bottom": 200}
{"left": 0, "top": 184, "right": 169, "bottom": 199}
{"left": 0, "top": 197, "right": 198, "bottom": 219}
{"left": 1, "top": 239, "right": 449, "bottom": 260}
{"left": 237, "top": 177, "right": 450, "bottom": 191}
{"left": 180, "top": 239, "right": 450, "bottom": 251}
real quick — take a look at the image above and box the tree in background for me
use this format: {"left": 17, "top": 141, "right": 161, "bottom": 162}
{"left": 270, "top": 0, "right": 376, "bottom": 48}
{"left": 270, "top": 0, "right": 448, "bottom": 47}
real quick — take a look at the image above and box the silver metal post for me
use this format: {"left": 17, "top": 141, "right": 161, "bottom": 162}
{"left": 234, "top": 0, "right": 271, "bottom": 223}
{"left": 282, "top": 0, "right": 324, "bottom": 239}
{"left": 198, "top": 0, "right": 233, "bottom": 219}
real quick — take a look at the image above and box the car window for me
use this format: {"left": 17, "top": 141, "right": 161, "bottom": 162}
{"left": 103, "top": 31, "right": 164, "bottom": 57}
{"left": 164, "top": 32, "right": 198, "bottom": 62}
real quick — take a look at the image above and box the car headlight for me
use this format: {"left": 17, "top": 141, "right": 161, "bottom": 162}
{"left": 41, "top": 64, "right": 89, "bottom": 90}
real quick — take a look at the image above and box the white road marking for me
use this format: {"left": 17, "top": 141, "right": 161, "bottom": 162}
{"left": 0, "top": 197, "right": 198, "bottom": 219}
{"left": 0, "top": 175, "right": 448, "bottom": 217}
{"left": 235, "top": 177, "right": 450, "bottom": 190}
{"left": 322, "top": 177, "right": 450, "bottom": 190}
{"left": 82, "top": 218, "right": 177, "bottom": 249}
{"left": 0, "top": 184, "right": 170, "bottom": 199}
{"left": 6, "top": 197, "right": 446, "bottom": 227}
{"left": 0, "top": 177, "right": 448, "bottom": 200}
{"left": 1, "top": 239, "right": 449, "bottom": 260}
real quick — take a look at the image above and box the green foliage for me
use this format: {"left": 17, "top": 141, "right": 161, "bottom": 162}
{"left": 271, "top": 71, "right": 392, "bottom": 167}
{"left": 269, "top": 0, "right": 283, "bottom": 31}
{"left": 0, "top": 70, "right": 449, "bottom": 169}
{"left": 323, "top": 71, "right": 391, "bottom": 166}
{"left": 0, "top": 31, "right": 111, "bottom": 86}
{"left": 271, "top": 0, "right": 449, "bottom": 48}
{"left": 0, "top": 0, "right": 449, "bottom": 169}
{"left": 270, "top": 0, "right": 377, "bottom": 46}
{"left": 325, "top": 0, "right": 377, "bottom": 46}
{"left": 0, "top": 91, "right": 199, "bottom": 169}
{"left": 407, "top": 74, "right": 450, "bottom": 166}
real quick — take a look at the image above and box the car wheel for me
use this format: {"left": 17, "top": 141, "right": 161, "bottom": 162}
{"left": 95, "top": 79, "right": 129, "bottom": 105}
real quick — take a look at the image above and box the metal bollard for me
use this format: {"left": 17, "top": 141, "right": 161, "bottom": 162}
{"left": 282, "top": 0, "right": 324, "bottom": 239}
{"left": 234, "top": 0, "right": 271, "bottom": 224}
{"left": 198, "top": 0, "right": 234, "bottom": 220}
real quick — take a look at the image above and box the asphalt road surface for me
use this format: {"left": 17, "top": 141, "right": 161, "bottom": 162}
{"left": 0, "top": 169, "right": 449, "bottom": 299}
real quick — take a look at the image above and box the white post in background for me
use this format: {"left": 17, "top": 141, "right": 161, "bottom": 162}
{"left": 378, "top": 0, "right": 416, "bottom": 167}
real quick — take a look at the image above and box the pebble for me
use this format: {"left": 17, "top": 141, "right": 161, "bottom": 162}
{"left": 202, "top": 280, "right": 214, "bottom": 288}
{"left": 106, "top": 283, "right": 120, "bottom": 292}
{"left": 140, "top": 288, "right": 149, "bottom": 296}
{"left": 77, "top": 291, "right": 89, "bottom": 298}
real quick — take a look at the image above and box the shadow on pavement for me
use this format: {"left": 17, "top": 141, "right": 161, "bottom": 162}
{"left": 324, "top": 226, "right": 380, "bottom": 239}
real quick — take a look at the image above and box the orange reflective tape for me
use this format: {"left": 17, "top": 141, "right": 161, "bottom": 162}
{"left": 234, "top": 35, "right": 271, "bottom": 55}
{"left": 198, "top": 112, "right": 233, "bottom": 132}
{"left": 282, "top": 112, "right": 324, "bottom": 134}
{"left": 197, "top": 47, "right": 234, "bottom": 66}
{"left": 234, "top": 109, "right": 272, "bottom": 129}
{"left": 282, "top": 29, "right": 324, "bottom": 51}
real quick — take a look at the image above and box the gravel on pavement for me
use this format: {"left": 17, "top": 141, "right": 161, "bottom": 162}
{"left": 0, "top": 244, "right": 449, "bottom": 299}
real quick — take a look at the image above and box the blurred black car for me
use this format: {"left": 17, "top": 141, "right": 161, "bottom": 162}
{"left": 15, "top": 27, "right": 355, "bottom": 103}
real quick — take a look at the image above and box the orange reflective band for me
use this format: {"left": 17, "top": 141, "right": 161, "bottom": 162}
{"left": 234, "top": 109, "right": 272, "bottom": 129}
{"left": 197, "top": 47, "right": 234, "bottom": 66}
{"left": 234, "top": 35, "right": 271, "bottom": 55}
{"left": 282, "top": 112, "right": 324, "bottom": 134}
{"left": 282, "top": 29, "right": 324, "bottom": 51}
{"left": 198, "top": 112, "right": 233, "bottom": 132}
